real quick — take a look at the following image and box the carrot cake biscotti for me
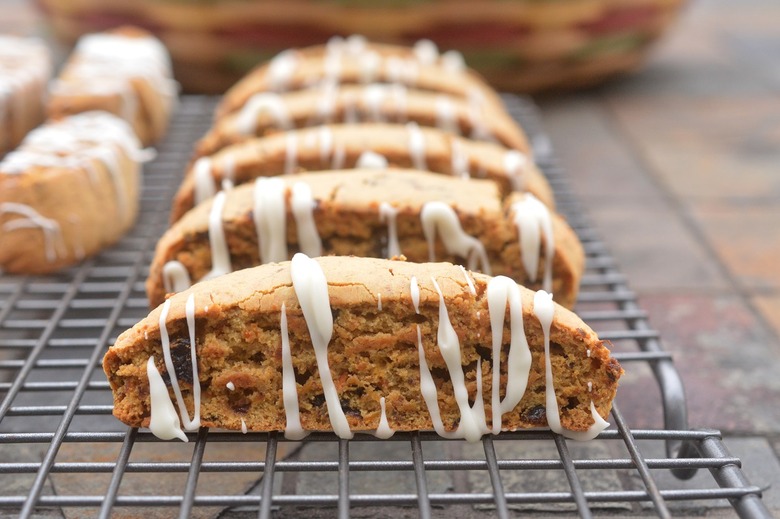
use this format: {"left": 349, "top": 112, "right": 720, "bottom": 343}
{"left": 0, "top": 112, "right": 146, "bottom": 274}
{"left": 149, "top": 168, "right": 583, "bottom": 309}
{"left": 0, "top": 35, "right": 51, "bottom": 155}
{"left": 105, "top": 255, "right": 622, "bottom": 442}
{"left": 173, "top": 123, "right": 550, "bottom": 222}
{"left": 47, "top": 26, "right": 177, "bottom": 146}
{"left": 215, "top": 35, "right": 506, "bottom": 121}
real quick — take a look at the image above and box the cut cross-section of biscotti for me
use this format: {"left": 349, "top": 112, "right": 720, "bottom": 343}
{"left": 47, "top": 26, "right": 177, "bottom": 146}
{"left": 106, "top": 255, "right": 622, "bottom": 442}
{"left": 0, "top": 112, "right": 145, "bottom": 274}
{"left": 173, "top": 123, "right": 550, "bottom": 222}
{"left": 194, "top": 84, "right": 530, "bottom": 159}
{"left": 215, "top": 36, "right": 505, "bottom": 121}
{"left": 148, "top": 169, "right": 583, "bottom": 308}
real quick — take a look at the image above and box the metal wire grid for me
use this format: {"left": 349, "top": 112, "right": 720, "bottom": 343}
{"left": 0, "top": 96, "right": 771, "bottom": 518}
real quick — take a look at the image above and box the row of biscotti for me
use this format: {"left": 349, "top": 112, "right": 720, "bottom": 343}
{"left": 147, "top": 36, "right": 585, "bottom": 310}
{"left": 106, "top": 37, "right": 622, "bottom": 443}
{"left": 0, "top": 27, "right": 176, "bottom": 275}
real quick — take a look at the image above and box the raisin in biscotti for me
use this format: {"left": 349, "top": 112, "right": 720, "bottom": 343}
{"left": 48, "top": 26, "right": 177, "bottom": 146}
{"left": 194, "top": 84, "right": 530, "bottom": 159}
{"left": 0, "top": 35, "right": 51, "bottom": 155}
{"left": 105, "top": 255, "right": 622, "bottom": 442}
{"left": 0, "top": 112, "right": 144, "bottom": 274}
{"left": 215, "top": 36, "right": 505, "bottom": 121}
{"left": 173, "top": 123, "right": 550, "bottom": 222}
{"left": 149, "top": 169, "right": 583, "bottom": 308}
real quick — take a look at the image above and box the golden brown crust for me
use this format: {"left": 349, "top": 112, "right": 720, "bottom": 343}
{"left": 149, "top": 169, "right": 582, "bottom": 309}
{"left": 106, "top": 256, "right": 622, "bottom": 435}
{"left": 215, "top": 41, "right": 506, "bottom": 121}
{"left": 47, "top": 26, "right": 176, "bottom": 146}
{"left": 194, "top": 85, "right": 530, "bottom": 159}
{"left": 172, "top": 123, "right": 550, "bottom": 222}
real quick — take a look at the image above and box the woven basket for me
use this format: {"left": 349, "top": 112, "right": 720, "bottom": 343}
{"left": 36, "top": 0, "right": 686, "bottom": 94}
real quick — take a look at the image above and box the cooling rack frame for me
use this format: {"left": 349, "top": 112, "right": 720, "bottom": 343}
{"left": 0, "top": 95, "right": 771, "bottom": 519}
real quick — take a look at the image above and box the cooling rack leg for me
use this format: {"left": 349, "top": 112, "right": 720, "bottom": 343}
{"left": 482, "top": 436, "right": 510, "bottom": 519}
{"left": 258, "top": 432, "right": 279, "bottom": 519}
{"left": 338, "top": 439, "right": 350, "bottom": 519}
{"left": 98, "top": 427, "right": 138, "bottom": 519}
{"left": 410, "top": 433, "right": 433, "bottom": 518}
{"left": 179, "top": 427, "right": 209, "bottom": 519}
{"left": 697, "top": 435, "right": 773, "bottom": 519}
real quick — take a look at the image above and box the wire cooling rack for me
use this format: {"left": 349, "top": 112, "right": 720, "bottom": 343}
{"left": 0, "top": 96, "right": 771, "bottom": 519}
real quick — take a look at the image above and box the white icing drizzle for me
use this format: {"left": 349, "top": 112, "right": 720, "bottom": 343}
{"left": 534, "top": 290, "right": 609, "bottom": 441}
{"left": 290, "top": 253, "right": 353, "bottom": 439}
{"left": 158, "top": 297, "right": 201, "bottom": 434}
{"left": 314, "top": 80, "right": 339, "bottom": 124}
{"left": 406, "top": 122, "right": 427, "bottom": 170}
{"left": 281, "top": 302, "right": 307, "bottom": 440}
{"left": 377, "top": 293, "right": 383, "bottom": 311}
{"left": 236, "top": 93, "right": 292, "bottom": 135}
{"left": 318, "top": 126, "right": 333, "bottom": 165}
{"left": 588, "top": 381, "right": 593, "bottom": 393}
{"left": 458, "top": 265, "right": 476, "bottom": 295}
{"left": 390, "top": 84, "right": 408, "bottom": 123}
{"left": 587, "top": 349, "right": 592, "bottom": 358}
{"left": 511, "top": 193, "right": 554, "bottom": 292}
{"left": 435, "top": 96, "right": 459, "bottom": 135}
{"left": 379, "top": 202, "right": 401, "bottom": 258}
{"left": 202, "top": 191, "right": 232, "bottom": 280}
{"left": 410, "top": 276, "right": 420, "bottom": 313}
{"left": 363, "top": 84, "right": 386, "bottom": 122}
{"left": 420, "top": 201, "right": 491, "bottom": 274}
{"left": 284, "top": 131, "right": 298, "bottom": 175}
{"left": 356, "top": 151, "right": 388, "bottom": 169}
{"left": 416, "top": 324, "right": 456, "bottom": 438}
{"left": 359, "top": 51, "right": 381, "bottom": 83}
{"left": 241, "top": 419, "right": 248, "bottom": 434}
{"left": 0, "top": 203, "right": 66, "bottom": 262}
{"left": 450, "top": 139, "right": 470, "bottom": 179}
{"left": 253, "top": 177, "right": 288, "bottom": 263}
{"left": 431, "top": 277, "right": 488, "bottom": 442}
{"left": 441, "top": 50, "right": 466, "bottom": 73}
{"left": 268, "top": 49, "right": 299, "bottom": 91}
{"left": 487, "top": 277, "right": 532, "bottom": 434}
{"left": 413, "top": 39, "right": 439, "bottom": 66}
{"left": 147, "top": 357, "right": 188, "bottom": 442}
{"left": 375, "top": 397, "right": 395, "bottom": 439}
{"left": 503, "top": 150, "right": 528, "bottom": 192}
{"left": 466, "top": 89, "right": 493, "bottom": 142}
{"left": 227, "top": 381, "right": 235, "bottom": 391}
{"left": 331, "top": 143, "right": 346, "bottom": 170}
{"left": 162, "top": 261, "right": 192, "bottom": 294}
{"left": 290, "top": 182, "right": 322, "bottom": 257}
{"left": 193, "top": 157, "right": 216, "bottom": 206}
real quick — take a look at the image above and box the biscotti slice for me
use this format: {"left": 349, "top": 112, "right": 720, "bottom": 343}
{"left": 0, "top": 35, "right": 51, "bottom": 155}
{"left": 148, "top": 169, "right": 583, "bottom": 309}
{"left": 173, "top": 123, "right": 550, "bottom": 222}
{"left": 195, "top": 83, "right": 530, "bottom": 159}
{"left": 215, "top": 36, "right": 505, "bottom": 121}
{"left": 106, "top": 255, "right": 621, "bottom": 442}
{"left": 48, "top": 26, "right": 177, "bottom": 146}
{"left": 0, "top": 112, "right": 145, "bottom": 274}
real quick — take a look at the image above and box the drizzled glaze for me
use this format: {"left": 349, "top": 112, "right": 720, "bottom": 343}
{"left": 0, "top": 203, "right": 65, "bottom": 262}
{"left": 375, "top": 397, "right": 394, "bottom": 439}
{"left": 290, "top": 182, "right": 322, "bottom": 257}
{"left": 284, "top": 132, "right": 298, "bottom": 175}
{"left": 356, "top": 151, "right": 388, "bottom": 169}
{"left": 280, "top": 302, "right": 307, "bottom": 440}
{"left": 534, "top": 290, "right": 609, "bottom": 441}
{"left": 406, "top": 122, "right": 427, "bottom": 170}
{"left": 487, "top": 277, "right": 531, "bottom": 433}
{"left": 290, "top": 253, "right": 353, "bottom": 439}
{"left": 162, "top": 261, "right": 191, "bottom": 294}
{"left": 202, "top": 191, "right": 231, "bottom": 281}
{"left": 379, "top": 202, "right": 401, "bottom": 258}
{"left": 503, "top": 150, "right": 528, "bottom": 192}
{"left": 193, "top": 157, "right": 217, "bottom": 205}
{"left": 236, "top": 93, "right": 293, "bottom": 135}
{"left": 511, "top": 193, "right": 553, "bottom": 293}
{"left": 253, "top": 177, "right": 288, "bottom": 263}
{"left": 145, "top": 257, "right": 608, "bottom": 442}
{"left": 420, "top": 201, "right": 491, "bottom": 274}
